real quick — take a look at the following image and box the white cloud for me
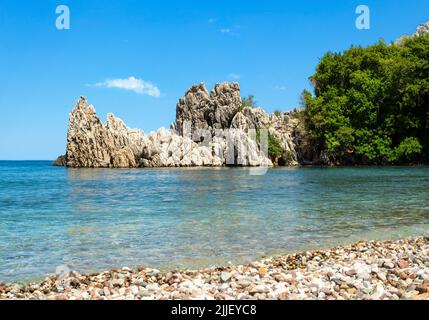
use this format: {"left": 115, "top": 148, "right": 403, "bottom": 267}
{"left": 228, "top": 73, "right": 241, "bottom": 80}
{"left": 93, "top": 77, "right": 160, "bottom": 97}
{"left": 275, "top": 85, "right": 287, "bottom": 91}
{"left": 220, "top": 28, "right": 240, "bottom": 36}
{"left": 208, "top": 18, "right": 217, "bottom": 24}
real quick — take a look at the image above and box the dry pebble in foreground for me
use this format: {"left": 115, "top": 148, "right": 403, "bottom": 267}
{"left": 1, "top": 237, "right": 428, "bottom": 300}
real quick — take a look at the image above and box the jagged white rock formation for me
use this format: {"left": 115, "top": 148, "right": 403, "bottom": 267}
{"left": 62, "top": 82, "right": 303, "bottom": 168}
{"left": 396, "top": 19, "right": 429, "bottom": 45}
{"left": 175, "top": 82, "right": 242, "bottom": 134}
{"left": 66, "top": 97, "right": 227, "bottom": 168}
{"left": 66, "top": 97, "right": 145, "bottom": 168}
{"left": 415, "top": 20, "right": 429, "bottom": 37}
{"left": 230, "top": 107, "right": 302, "bottom": 165}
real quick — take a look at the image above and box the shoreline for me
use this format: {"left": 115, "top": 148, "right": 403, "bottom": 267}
{"left": 1, "top": 236, "right": 428, "bottom": 300}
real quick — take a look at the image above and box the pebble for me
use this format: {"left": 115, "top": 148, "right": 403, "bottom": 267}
{"left": 250, "top": 285, "right": 270, "bottom": 294}
{"left": 397, "top": 259, "right": 409, "bottom": 269}
{"left": 1, "top": 237, "right": 428, "bottom": 301}
{"left": 383, "top": 262, "right": 395, "bottom": 269}
{"left": 146, "top": 284, "right": 159, "bottom": 291}
{"left": 220, "top": 272, "right": 231, "bottom": 283}
{"left": 237, "top": 280, "right": 252, "bottom": 288}
{"left": 111, "top": 279, "right": 124, "bottom": 287}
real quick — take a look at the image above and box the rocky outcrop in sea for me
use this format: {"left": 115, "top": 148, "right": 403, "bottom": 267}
{"left": 58, "top": 82, "right": 304, "bottom": 168}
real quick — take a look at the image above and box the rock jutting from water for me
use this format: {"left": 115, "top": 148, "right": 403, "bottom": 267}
{"left": 59, "top": 82, "right": 306, "bottom": 168}
{"left": 1, "top": 237, "right": 428, "bottom": 300}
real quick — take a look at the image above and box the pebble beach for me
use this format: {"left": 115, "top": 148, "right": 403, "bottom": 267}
{"left": 1, "top": 237, "right": 428, "bottom": 300}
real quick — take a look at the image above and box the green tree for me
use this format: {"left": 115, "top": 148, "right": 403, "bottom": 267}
{"left": 303, "top": 34, "right": 429, "bottom": 164}
{"left": 241, "top": 95, "right": 257, "bottom": 110}
{"left": 268, "top": 133, "right": 284, "bottom": 161}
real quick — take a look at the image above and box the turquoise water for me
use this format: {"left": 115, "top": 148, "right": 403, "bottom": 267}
{"left": 0, "top": 161, "right": 428, "bottom": 283}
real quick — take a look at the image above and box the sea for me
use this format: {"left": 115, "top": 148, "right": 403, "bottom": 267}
{"left": 0, "top": 161, "right": 428, "bottom": 283}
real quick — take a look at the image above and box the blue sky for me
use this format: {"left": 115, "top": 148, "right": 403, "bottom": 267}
{"left": 0, "top": 0, "right": 428, "bottom": 160}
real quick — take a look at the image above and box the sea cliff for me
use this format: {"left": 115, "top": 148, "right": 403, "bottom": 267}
{"left": 56, "top": 82, "right": 306, "bottom": 168}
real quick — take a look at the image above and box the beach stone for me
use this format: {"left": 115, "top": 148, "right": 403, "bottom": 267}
{"left": 399, "top": 272, "right": 408, "bottom": 280}
{"left": 138, "top": 290, "right": 151, "bottom": 297}
{"left": 331, "top": 278, "right": 344, "bottom": 286}
{"left": 376, "top": 272, "right": 387, "bottom": 281}
{"left": 371, "top": 285, "right": 386, "bottom": 300}
{"left": 250, "top": 285, "right": 270, "bottom": 294}
{"left": 274, "top": 274, "right": 285, "bottom": 282}
{"left": 178, "top": 280, "right": 194, "bottom": 288}
{"left": 357, "top": 272, "right": 370, "bottom": 280}
{"left": 146, "top": 284, "right": 159, "bottom": 291}
{"left": 397, "top": 259, "right": 409, "bottom": 269}
{"left": 111, "top": 279, "right": 124, "bottom": 287}
{"left": 220, "top": 272, "right": 232, "bottom": 283}
{"left": 81, "top": 292, "right": 90, "bottom": 300}
{"left": 2, "top": 236, "right": 429, "bottom": 301}
{"left": 129, "top": 285, "right": 139, "bottom": 295}
{"left": 131, "top": 279, "right": 147, "bottom": 287}
{"left": 345, "top": 269, "right": 357, "bottom": 276}
{"left": 237, "top": 280, "right": 252, "bottom": 288}
{"left": 383, "top": 261, "right": 395, "bottom": 269}
{"left": 416, "top": 284, "right": 429, "bottom": 294}
{"left": 103, "top": 287, "right": 110, "bottom": 296}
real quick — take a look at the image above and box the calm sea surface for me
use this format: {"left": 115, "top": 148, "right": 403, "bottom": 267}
{"left": 0, "top": 161, "right": 428, "bottom": 283}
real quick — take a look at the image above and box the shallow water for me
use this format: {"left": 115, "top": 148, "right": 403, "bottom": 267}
{"left": 0, "top": 161, "right": 428, "bottom": 283}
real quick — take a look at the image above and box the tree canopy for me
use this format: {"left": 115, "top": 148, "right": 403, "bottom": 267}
{"left": 303, "top": 34, "right": 429, "bottom": 164}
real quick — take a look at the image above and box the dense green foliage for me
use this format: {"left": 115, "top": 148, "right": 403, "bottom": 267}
{"left": 256, "top": 128, "right": 284, "bottom": 162}
{"left": 268, "top": 133, "right": 284, "bottom": 161}
{"left": 303, "top": 34, "right": 429, "bottom": 164}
